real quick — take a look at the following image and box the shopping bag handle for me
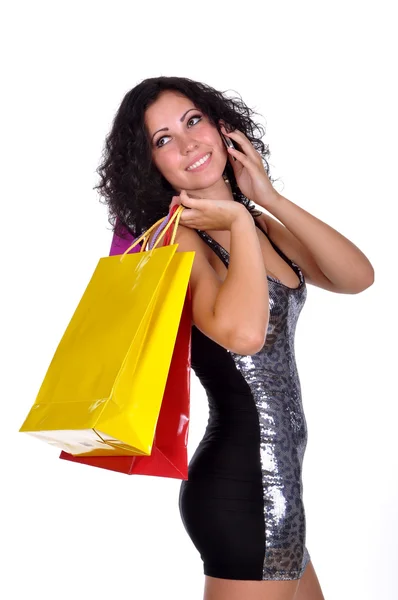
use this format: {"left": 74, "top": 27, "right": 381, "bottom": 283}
{"left": 120, "top": 205, "right": 185, "bottom": 260}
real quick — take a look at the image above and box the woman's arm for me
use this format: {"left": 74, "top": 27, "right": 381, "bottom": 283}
{"left": 213, "top": 209, "right": 269, "bottom": 352}
{"left": 174, "top": 208, "right": 269, "bottom": 355}
{"left": 257, "top": 193, "right": 374, "bottom": 293}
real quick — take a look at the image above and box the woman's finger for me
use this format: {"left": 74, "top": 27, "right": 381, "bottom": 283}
{"left": 179, "top": 189, "right": 196, "bottom": 206}
{"left": 169, "top": 195, "right": 181, "bottom": 210}
{"left": 227, "top": 145, "right": 250, "bottom": 167}
{"left": 220, "top": 124, "right": 262, "bottom": 166}
{"left": 179, "top": 208, "right": 200, "bottom": 227}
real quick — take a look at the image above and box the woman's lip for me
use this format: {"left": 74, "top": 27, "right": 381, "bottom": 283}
{"left": 186, "top": 152, "right": 212, "bottom": 172}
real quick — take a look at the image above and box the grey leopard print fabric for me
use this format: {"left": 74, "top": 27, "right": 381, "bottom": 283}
{"left": 178, "top": 221, "right": 310, "bottom": 581}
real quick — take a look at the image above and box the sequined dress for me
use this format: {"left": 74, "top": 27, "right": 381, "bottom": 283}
{"left": 178, "top": 219, "right": 311, "bottom": 581}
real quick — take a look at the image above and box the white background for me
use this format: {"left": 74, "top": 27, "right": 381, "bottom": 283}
{"left": 1, "top": 1, "right": 396, "bottom": 599}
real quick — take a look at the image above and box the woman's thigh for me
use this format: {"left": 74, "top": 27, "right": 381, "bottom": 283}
{"left": 294, "top": 561, "right": 325, "bottom": 600}
{"left": 203, "top": 575, "right": 300, "bottom": 600}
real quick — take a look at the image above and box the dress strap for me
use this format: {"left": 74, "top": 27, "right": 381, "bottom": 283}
{"left": 196, "top": 215, "right": 275, "bottom": 270}
{"left": 253, "top": 215, "right": 303, "bottom": 283}
{"left": 195, "top": 230, "right": 230, "bottom": 268}
{"left": 253, "top": 216, "right": 296, "bottom": 269}
{"left": 196, "top": 214, "right": 300, "bottom": 280}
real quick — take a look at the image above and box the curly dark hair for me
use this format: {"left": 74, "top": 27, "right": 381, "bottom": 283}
{"left": 94, "top": 76, "right": 279, "bottom": 240}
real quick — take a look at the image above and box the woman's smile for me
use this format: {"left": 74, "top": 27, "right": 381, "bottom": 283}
{"left": 186, "top": 152, "right": 212, "bottom": 172}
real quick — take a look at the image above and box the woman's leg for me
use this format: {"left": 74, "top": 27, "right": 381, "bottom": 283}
{"left": 293, "top": 560, "right": 325, "bottom": 600}
{"left": 203, "top": 575, "right": 300, "bottom": 600}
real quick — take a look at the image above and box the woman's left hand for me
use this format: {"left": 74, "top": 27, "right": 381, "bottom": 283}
{"left": 220, "top": 122, "right": 278, "bottom": 209}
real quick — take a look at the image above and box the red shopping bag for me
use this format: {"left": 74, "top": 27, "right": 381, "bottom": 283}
{"left": 59, "top": 217, "right": 191, "bottom": 479}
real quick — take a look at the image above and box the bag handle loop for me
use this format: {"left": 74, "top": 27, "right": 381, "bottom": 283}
{"left": 119, "top": 205, "right": 185, "bottom": 261}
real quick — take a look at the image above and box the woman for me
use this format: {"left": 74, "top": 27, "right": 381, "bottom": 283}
{"left": 95, "top": 76, "right": 374, "bottom": 600}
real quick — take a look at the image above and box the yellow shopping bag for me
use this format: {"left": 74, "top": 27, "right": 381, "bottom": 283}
{"left": 19, "top": 206, "right": 194, "bottom": 457}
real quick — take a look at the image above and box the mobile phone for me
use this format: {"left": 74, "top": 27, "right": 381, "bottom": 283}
{"left": 221, "top": 131, "right": 234, "bottom": 149}
{"left": 221, "top": 131, "right": 237, "bottom": 161}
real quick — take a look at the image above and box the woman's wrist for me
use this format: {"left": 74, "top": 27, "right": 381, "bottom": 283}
{"left": 229, "top": 204, "right": 255, "bottom": 232}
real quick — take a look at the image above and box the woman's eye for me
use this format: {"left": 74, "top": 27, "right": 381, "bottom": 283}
{"left": 156, "top": 114, "right": 202, "bottom": 148}
{"left": 188, "top": 115, "right": 202, "bottom": 126}
{"left": 156, "top": 136, "right": 170, "bottom": 148}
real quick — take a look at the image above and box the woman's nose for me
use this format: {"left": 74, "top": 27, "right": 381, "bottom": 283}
{"left": 180, "top": 138, "right": 198, "bottom": 154}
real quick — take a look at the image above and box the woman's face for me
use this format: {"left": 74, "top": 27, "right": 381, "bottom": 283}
{"left": 144, "top": 90, "right": 228, "bottom": 195}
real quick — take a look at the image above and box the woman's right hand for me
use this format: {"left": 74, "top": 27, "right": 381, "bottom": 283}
{"left": 169, "top": 189, "right": 248, "bottom": 232}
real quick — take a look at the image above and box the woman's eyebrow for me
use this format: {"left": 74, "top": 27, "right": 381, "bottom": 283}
{"left": 151, "top": 108, "right": 198, "bottom": 142}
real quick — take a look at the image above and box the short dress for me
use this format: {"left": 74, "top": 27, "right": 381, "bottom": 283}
{"left": 178, "top": 218, "right": 311, "bottom": 581}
